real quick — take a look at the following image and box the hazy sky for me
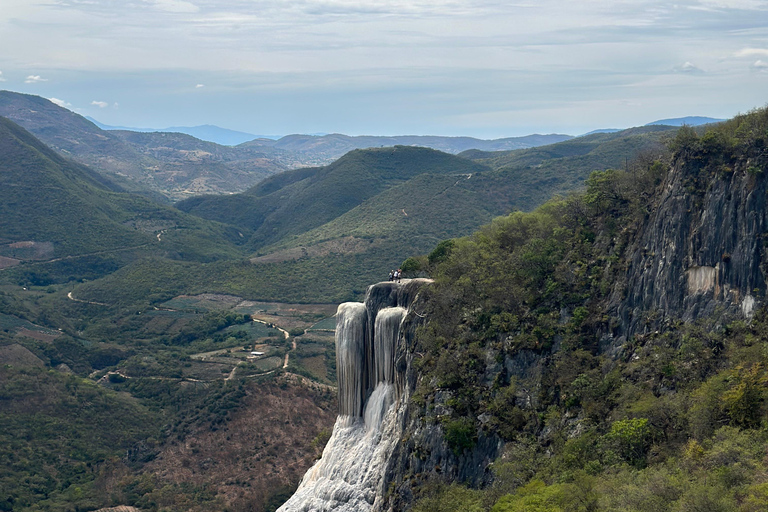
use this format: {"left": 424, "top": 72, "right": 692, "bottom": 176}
{"left": 1, "top": 0, "right": 767, "bottom": 137}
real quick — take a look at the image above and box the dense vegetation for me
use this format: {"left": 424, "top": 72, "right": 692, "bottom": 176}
{"left": 3, "top": 90, "right": 762, "bottom": 512}
{"left": 459, "top": 125, "right": 675, "bottom": 212}
{"left": 0, "top": 365, "right": 160, "bottom": 511}
{"left": 407, "top": 107, "right": 768, "bottom": 511}
{"left": 0, "top": 117, "right": 245, "bottom": 262}
{"left": 177, "top": 145, "right": 491, "bottom": 250}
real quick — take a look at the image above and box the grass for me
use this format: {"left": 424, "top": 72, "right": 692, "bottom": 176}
{"left": 177, "top": 145, "right": 491, "bottom": 251}
{"left": 308, "top": 317, "right": 336, "bottom": 330}
{"left": 225, "top": 321, "right": 281, "bottom": 340}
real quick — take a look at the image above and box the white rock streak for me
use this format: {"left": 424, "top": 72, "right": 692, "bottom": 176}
{"left": 278, "top": 304, "right": 407, "bottom": 512}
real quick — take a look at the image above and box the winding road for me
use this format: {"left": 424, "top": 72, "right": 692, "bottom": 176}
{"left": 251, "top": 318, "right": 295, "bottom": 369}
{"left": 67, "top": 291, "right": 108, "bottom": 306}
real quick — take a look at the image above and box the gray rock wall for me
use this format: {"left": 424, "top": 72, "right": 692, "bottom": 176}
{"left": 615, "top": 160, "right": 767, "bottom": 341}
{"left": 374, "top": 280, "right": 503, "bottom": 512}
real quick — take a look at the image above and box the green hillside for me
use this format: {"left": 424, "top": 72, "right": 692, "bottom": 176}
{"left": 170, "top": 131, "right": 681, "bottom": 305}
{"left": 460, "top": 125, "right": 677, "bottom": 206}
{"left": 0, "top": 116, "right": 152, "bottom": 257}
{"left": 0, "top": 116, "right": 245, "bottom": 269}
{"left": 177, "top": 145, "right": 490, "bottom": 250}
{"left": 406, "top": 108, "right": 768, "bottom": 512}
{"left": 0, "top": 91, "right": 287, "bottom": 200}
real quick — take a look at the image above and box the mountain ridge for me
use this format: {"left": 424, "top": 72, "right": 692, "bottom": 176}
{"left": 0, "top": 91, "right": 288, "bottom": 201}
{"left": 86, "top": 117, "right": 269, "bottom": 146}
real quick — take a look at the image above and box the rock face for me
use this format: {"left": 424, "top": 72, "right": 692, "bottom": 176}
{"left": 615, "top": 160, "right": 767, "bottom": 340}
{"left": 280, "top": 152, "right": 768, "bottom": 511}
{"left": 277, "top": 279, "right": 435, "bottom": 512}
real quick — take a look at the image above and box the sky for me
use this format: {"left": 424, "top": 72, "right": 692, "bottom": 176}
{"left": 1, "top": 0, "right": 767, "bottom": 138}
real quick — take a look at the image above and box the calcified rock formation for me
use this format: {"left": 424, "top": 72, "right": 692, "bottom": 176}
{"left": 277, "top": 279, "right": 430, "bottom": 512}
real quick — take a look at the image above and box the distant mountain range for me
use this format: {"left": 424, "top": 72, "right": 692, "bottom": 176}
{"left": 0, "top": 93, "right": 682, "bottom": 307}
{"left": 0, "top": 90, "right": 570, "bottom": 200}
{"left": 87, "top": 114, "right": 723, "bottom": 154}
{"left": 646, "top": 115, "right": 725, "bottom": 126}
{"left": 1, "top": 89, "right": 723, "bottom": 203}
{"left": 86, "top": 117, "right": 271, "bottom": 146}
{"left": 87, "top": 115, "right": 574, "bottom": 155}
{"left": 240, "top": 133, "right": 575, "bottom": 164}
{"left": 0, "top": 91, "right": 291, "bottom": 201}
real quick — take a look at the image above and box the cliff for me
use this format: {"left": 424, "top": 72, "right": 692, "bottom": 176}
{"left": 376, "top": 111, "right": 768, "bottom": 510}
{"left": 614, "top": 153, "right": 767, "bottom": 341}
{"left": 281, "top": 109, "right": 768, "bottom": 512}
{"left": 277, "top": 279, "right": 434, "bottom": 512}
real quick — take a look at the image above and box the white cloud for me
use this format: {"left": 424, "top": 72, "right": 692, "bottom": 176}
{"left": 2, "top": 0, "right": 764, "bottom": 136}
{"left": 91, "top": 100, "right": 109, "bottom": 108}
{"left": 0, "top": 71, "right": 5, "bottom": 82}
{"left": 25, "top": 75, "right": 48, "bottom": 83}
{"left": 49, "top": 97, "right": 72, "bottom": 108}
{"left": 674, "top": 61, "right": 704, "bottom": 73}
{"left": 153, "top": 0, "right": 199, "bottom": 13}
{"left": 698, "top": 0, "right": 768, "bottom": 9}
{"left": 735, "top": 48, "right": 768, "bottom": 58}
{"left": 753, "top": 59, "right": 768, "bottom": 70}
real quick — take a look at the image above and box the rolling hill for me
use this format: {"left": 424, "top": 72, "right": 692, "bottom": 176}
{"left": 181, "top": 126, "right": 680, "bottom": 262}
{"left": 0, "top": 91, "right": 290, "bottom": 201}
{"left": 459, "top": 125, "right": 678, "bottom": 207}
{"left": 177, "top": 145, "right": 491, "bottom": 250}
{"left": 0, "top": 91, "right": 576, "bottom": 201}
{"left": 0, "top": 116, "right": 150, "bottom": 257}
{"left": 0, "top": 116, "right": 245, "bottom": 267}
{"left": 240, "top": 132, "right": 573, "bottom": 166}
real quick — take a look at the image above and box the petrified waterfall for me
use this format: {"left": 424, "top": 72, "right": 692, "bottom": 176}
{"left": 278, "top": 280, "right": 428, "bottom": 512}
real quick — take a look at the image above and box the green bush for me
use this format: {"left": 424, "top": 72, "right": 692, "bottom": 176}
{"left": 443, "top": 417, "right": 477, "bottom": 456}
{"left": 605, "top": 418, "right": 652, "bottom": 467}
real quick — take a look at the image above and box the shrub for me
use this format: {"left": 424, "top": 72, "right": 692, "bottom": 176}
{"left": 443, "top": 417, "right": 477, "bottom": 456}
{"left": 605, "top": 418, "right": 652, "bottom": 467}
{"left": 428, "top": 239, "right": 455, "bottom": 265}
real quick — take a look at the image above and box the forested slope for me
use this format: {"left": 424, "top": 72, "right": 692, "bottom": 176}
{"left": 385, "top": 107, "right": 768, "bottom": 512}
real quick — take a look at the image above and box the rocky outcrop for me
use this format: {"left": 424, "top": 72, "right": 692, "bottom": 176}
{"left": 377, "top": 282, "right": 503, "bottom": 512}
{"left": 277, "top": 279, "right": 437, "bottom": 512}
{"left": 277, "top": 278, "right": 502, "bottom": 511}
{"left": 281, "top": 144, "right": 768, "bottom": 512}
{"left": 614, "top": 160, "right": 767, "bottom": 341}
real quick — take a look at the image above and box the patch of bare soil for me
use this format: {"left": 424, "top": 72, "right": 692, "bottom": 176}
{"left": 163, "top": 293, "right": 244, "bottom": 311}
{"left": 115, "top": 376, "right": 337, "bottom": 512}
{"left": 235, "top": 302, "right": 338, "bottom": 333}
{"left": 2, "top": 241, "right": 55, "bottom": 260}
{"left": 250, "top": 236, "right": 376, "bottom": 264}
{"left": 0, "top": 344, "right": 46, "bottom": 368}
{"left": 15, "top": 328, "right": 60, "bottom": 343}
{"left": 0, "top": 256, "right": 20, "bottom": 269}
